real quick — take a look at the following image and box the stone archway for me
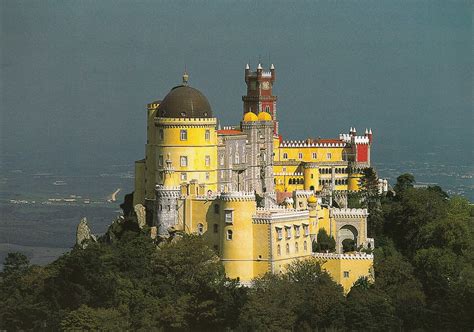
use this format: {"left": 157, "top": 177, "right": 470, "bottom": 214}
{"left": 338, "top": 224, "right": 358, "bottom": 253}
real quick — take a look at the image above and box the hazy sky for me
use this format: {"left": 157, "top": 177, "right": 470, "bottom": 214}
{"left": 1, "top": 0, "right": 472, "bottom": 173}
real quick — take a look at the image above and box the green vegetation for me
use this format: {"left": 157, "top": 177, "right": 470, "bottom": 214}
{"left": 1, "top": 173, "right": 473, "bottom": 330}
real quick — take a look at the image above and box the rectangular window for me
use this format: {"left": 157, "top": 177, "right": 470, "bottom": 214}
{"left": 298, "top": 152, "right": 303, "bottom": 160}
{"left": 205, "top": 129, "right": 210, "bottom": 141}
{"left": 159, "top": 129, "right": 164, "bottom": 140}
{"left": 158, "top": 155, "right": 164, "bottom": 167}
{"left": 282, "top": 167, "right": 286, "bottom": 172}
{"left": 180, "top": 129, "right": 187, "bottom": 141}
{"left": 327, "top": 153, "right": 332, "bottom": 160}
{"left": 180, "top": 173, "right": 187, "bottom": 181}
{"left": 205, "top": 155, "right": 210, "bottom": 166}
{"left": 295, "top": 225, "right": 300, "bottom": 237}
{"left": 303, "top": 225, "right": 309, "bottom": 236}
{"left": 214, "top": 204, "right": 219, "bottom": 214}
{"left": 205, "top": 172, "right": 210, "bottom": 180}
{"left": 213, "top": 224, "right": 218, "bottom": 233}
{"left": 276, "top": 228, "right": 283, "bottom": 240}
{"left": 344, "top": 271, "right": 350, "bottom": 278}
{"left": 312, "top": 152, "right": 317, "bottom": 159}
{"left": 235, "top": 153, "right": 239, "bottom": 164}
{"left": 286, "top": 227, "right": 292, "bottom": 239}
{"left": 180, "top": 156, "right": 188, "bottom": 167}
{"left": 225, "top": 210, "right": 233, "bottom": 224}
{"left": 220, "top": 154, "right": 224, "bottom": 166}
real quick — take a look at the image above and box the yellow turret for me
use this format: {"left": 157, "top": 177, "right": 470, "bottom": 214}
{"left": 243, "top": 111, "right": 258, "bottom": 122}
{"left": 258, "top": 111, "right": 272, "bottom": 121}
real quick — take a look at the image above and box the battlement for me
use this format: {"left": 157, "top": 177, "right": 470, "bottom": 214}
{"left": 218, "top": 191, "right": 255, "bottom": 201}
{"left": 253, "top": 207, "right": 309, "bottom": 224}
{"left": 312, "top": 252, "right": 374, "bottom": 260}
{"left": 280, "top": 140, "right": 346, "bottom": 148}
{"left": 294, "top": 190, "right": 313, "bottom": 198}
{"left": 330, "top": 208, "right": 368, "bottom": 218}
{"left": 261, "top": 71, "right": 272, "bottom": 77}
{"left": 155, "top": 117, "right": 217, "bottom": 127}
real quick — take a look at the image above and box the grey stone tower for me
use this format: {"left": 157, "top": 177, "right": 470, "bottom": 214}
{"left": 155, "top": 154, "right": 180, "bottom": 237}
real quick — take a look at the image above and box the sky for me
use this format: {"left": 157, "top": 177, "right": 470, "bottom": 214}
{"left": 1, "top": 0, "right": 472, "bottom": 174}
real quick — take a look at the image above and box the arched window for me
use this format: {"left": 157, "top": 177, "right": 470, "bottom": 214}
{"left": 286, "top": 243, "right": 290, "bottom": 254}
{"left": 226, "top": 230, "right": 233, "bottom": 240}
{"left": 304, "top": 241, "right": 307, "bottom": 251}
{"left": 289, "top": 179, "right": 293, "bottom": 185}
{"left": 283, "top": 153, "right": 288, "bottom": 159}
{"left": 277, "top": 244, "right": 281, "bottom": 256}
{"left": 197, "top": 223, "right": 204, "bottom": 235}
{"left": 295, "top": 242, "right": 299, "bottom": 253}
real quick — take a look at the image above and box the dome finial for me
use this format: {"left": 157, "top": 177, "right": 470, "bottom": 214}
{"left": 182, "top": 66, "right": 189, "bottom": 86}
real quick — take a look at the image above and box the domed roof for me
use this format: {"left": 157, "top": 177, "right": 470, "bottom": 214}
{"left": 156, "top": 85, "right": 212, "bottom": 118}
{"left": 307, "top": 195, "right": 317, "bottom": 203}
{"left": 243, "top": 111, "right": 258, "bottom": 122}
{"left": 258, "top": 111, "right": 272, "bottom": 121}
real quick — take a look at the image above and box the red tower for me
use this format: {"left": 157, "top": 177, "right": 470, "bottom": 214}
{"left": 242, "top": 63, "right": 278, "bottom": 134}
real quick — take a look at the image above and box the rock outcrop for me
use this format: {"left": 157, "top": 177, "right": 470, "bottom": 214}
{"left": 76, "top": 217, "right": 97, "bottom": 249}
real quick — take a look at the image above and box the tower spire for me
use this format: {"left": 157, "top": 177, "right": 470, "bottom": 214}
{"left": 182, "top": 66, "right": 189, "bottom": 86}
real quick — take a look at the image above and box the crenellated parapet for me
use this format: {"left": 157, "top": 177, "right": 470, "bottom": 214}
{"left": 155, "top": 117, "right": 217, "bottom": 128}
{"left": 155, "top": 185, "right": 181, "bottom": 198}
{"left": 253, "top": 207, "right": 309, "bottom": 224}
{"left": 330, "top": 208, "right": 368, "bottom": 219}
{"left": 280, "top": 140, "right": 346, "bottom": 148}
{"left": 312, "top": 252, "right": 374, "bottom": 260}
{"left": 218, "top": 191, "right": 256, "bottom": 202}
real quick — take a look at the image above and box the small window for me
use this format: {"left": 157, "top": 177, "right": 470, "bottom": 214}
{"left": 180, "top": 130, "right": 187, "bottom": 141}
{"left": 214, "top": 204, "right": 219, "bottom": 214}
{"left": 295, "top": 225, "right": 300, "bottom": 237}
{"left": 181, "top": 173, "right": 187, "bottom": 181}
{"left": 282, "top": 167, "right": 286, "bottom": 172}
{"left": 303, "top": 225, "right": 309, "bottom": 236}
{"left": 286, "top": 243, "right": 290, "bottom": 254}
{"left": 226, "top": 229, "right": 233, "bottom": 240}
{"left": 327, "top": 153, "right": 332, "bottom": 160}
{"left": 158, "top": 155, "right": 164, "bottom": 167}
{"left": 283, "top": 153, "right": 288, "bottom": 159}
{"left": 310, "top": 174, "right": 314, "bottom": 179}
{"left": 265, "top": 105, "right": 270, "bottom": 112}
{"left": 286, "top": 227, "right": 292, "bottom": 239}
{"left": 220, "top": 154, "right": 224, "bottom": 166}
{"left": 298, "top": 152, "right": 303, "bottom": 160}
{"left": 180, "top": 156, "right": 188, "bottom": 167}
{"left": 344, "top": 271, "right": 350, "bottom": 278}
{"left": 276, "top": 228, "right": 283, "bottom": 240}
{"left": 213, "top": 245, "right": 219, "bottom": 253}
{"left": 225, "top": 210, "right": 233, "bottom": 224}
{"left": 277, "top": 244, "right": 281, "bottom": 256}
{"left": 197, "top": 223, "right": 204, "bottom": 235}
{"left": 235, "top": 153, "right": 239, "bottom": 164}
{"left": 295, "top": 242, "right": 299, "bottom": 253}
{"left": 159, "top": 129, "right": 164, "bottom": 140}
{"left": 205, "top": 155, "right": 210, "bottom": 166}
{"left": 205, "top": 129, "right": 210, "bottom": 141}
{"left": 205, "top": 172, "right": 210, "bottom": 181}
{"left": 213, "top": 224, "right": 218, "bottom": 233}
{"left": 312, "top": 152, "right": 317, "bottom": 159}
{"left": 304, "top": 241, "right": 307, "bottom": 251}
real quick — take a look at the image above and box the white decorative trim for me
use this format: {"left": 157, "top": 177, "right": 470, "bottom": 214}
{"left": 312, "top": 252, "right": 374, "bottom": 260}
{"left": 330, "top": 208, "right": 369, "bottom": 218}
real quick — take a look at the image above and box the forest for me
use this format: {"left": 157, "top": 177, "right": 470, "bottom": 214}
{"left": 1, "top": 173, "right": 473, "bottom": 331}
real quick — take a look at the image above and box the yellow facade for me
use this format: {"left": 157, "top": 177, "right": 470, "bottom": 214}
{"left": 133, "top": 72, "right": 374, "bottom": 293}
{"left": 314, "top": 253, "right": 374, "bottom": 293}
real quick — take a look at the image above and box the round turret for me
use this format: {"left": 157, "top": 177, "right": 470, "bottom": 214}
{"left": 258, "top": 111, "right": 272, "bottom": 121}
{"left": 157, "top": 85, "right": 212, "bottom": 119}
{"left": 243, "top": 111, "right": 258, "bottom": 122}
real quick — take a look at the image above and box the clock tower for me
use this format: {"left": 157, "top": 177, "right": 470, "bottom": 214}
{"left": 242, "top": 63, "right": 278, "bottom": 135}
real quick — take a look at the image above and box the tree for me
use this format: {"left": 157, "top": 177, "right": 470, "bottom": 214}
{"left": 2, "top": 252, "right": 29, "bottom": 277}
{"left": 314, "top": 229, "right": 336, "bottom": 253}
{"left": 60, "top": 305, "right": 130, "bottom": 331}
{"left": 393, "top": 173, "right": 415, "bottom": 194}
{"left": 239, "top": 260, "right": 345, "bottom": 331}
{"left": 345, "top": 278, "right": 399, "bottom": 331}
